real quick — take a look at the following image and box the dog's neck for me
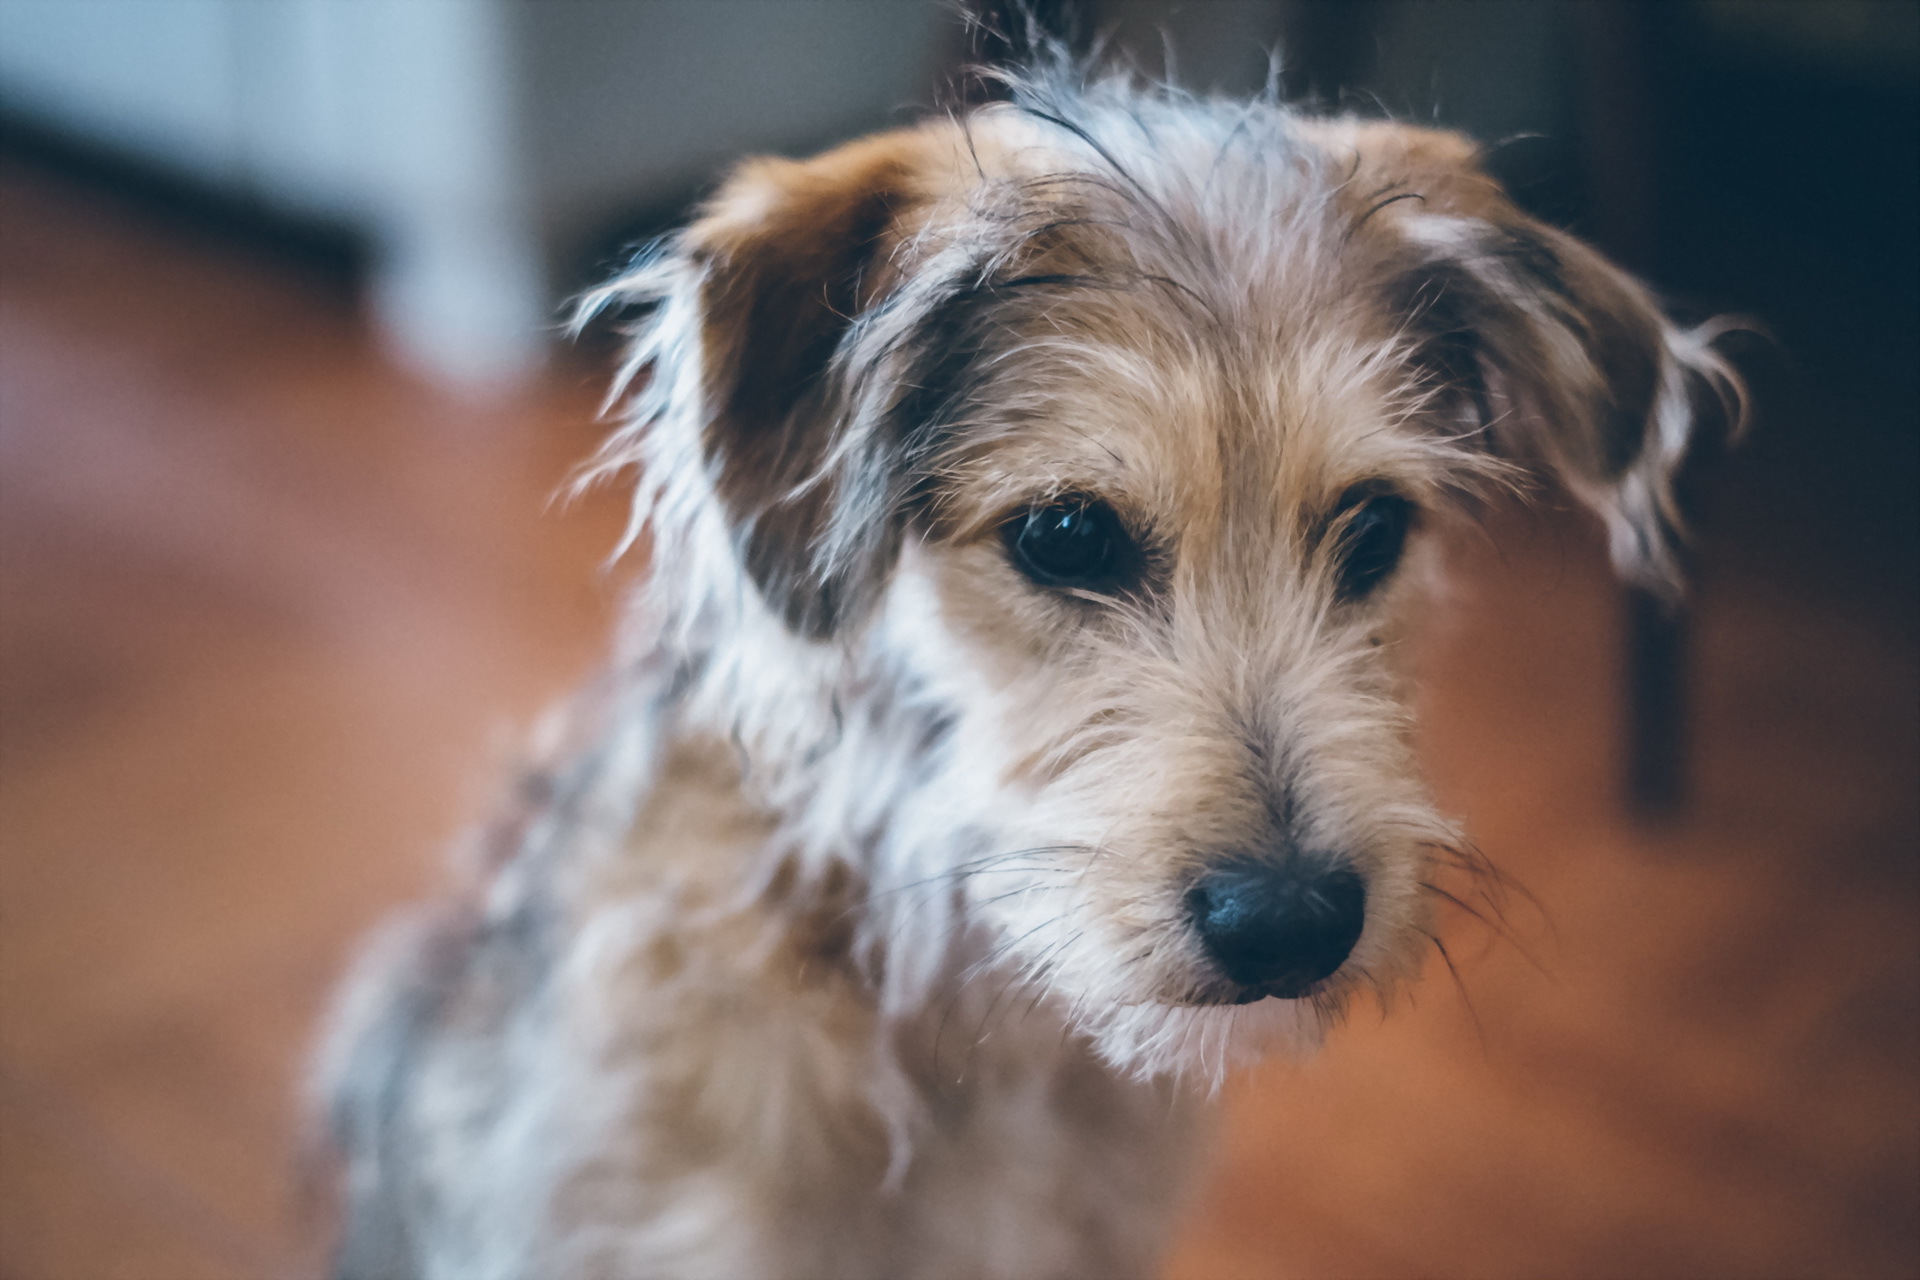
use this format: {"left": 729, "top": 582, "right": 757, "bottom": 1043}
{"left": 618, "top": 548, "right": 1024, "bottom": 1020}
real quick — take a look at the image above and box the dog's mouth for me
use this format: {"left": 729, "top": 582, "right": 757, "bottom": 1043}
{"left": 1193, "top": 976, "right": 1334, "bottom": 1006}
{"left": 1229, "top": 979, "right": 1323, "bottom": 1004}
{"left": 1157, "top": 967, "right": 1343, "bottom": 1007}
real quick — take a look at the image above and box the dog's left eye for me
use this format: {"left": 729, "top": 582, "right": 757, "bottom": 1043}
{"left": 1005, "top": 497, "right": 1138, "bottom": 593}
{"left": 1333, "top": 490, "right": 1413, "bottom": 599}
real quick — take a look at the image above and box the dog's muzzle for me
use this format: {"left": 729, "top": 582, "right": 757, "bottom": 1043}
{"left": 1186, "top": 858, "right": 1367, "bottom": 1001}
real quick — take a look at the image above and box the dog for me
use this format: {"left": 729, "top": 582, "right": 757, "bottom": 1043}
{"left": 317, "top": 63, "right": 1742, "bottom": 1280}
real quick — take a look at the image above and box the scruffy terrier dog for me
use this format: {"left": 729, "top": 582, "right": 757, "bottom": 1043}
{"left": 320, "top": 66, "right": 1739, "bottom": 1280}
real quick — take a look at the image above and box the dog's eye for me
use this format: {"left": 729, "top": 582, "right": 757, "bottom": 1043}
{"left": 1333, "top": 490, "right": 1412, "bottom": 599}
{"left": 1005, "top": 497, "right": 1137, "bottom": 592}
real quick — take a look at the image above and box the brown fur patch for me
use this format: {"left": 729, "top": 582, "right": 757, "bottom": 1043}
{"left": 688, "top": 127, "right": 962, "bottom": 637}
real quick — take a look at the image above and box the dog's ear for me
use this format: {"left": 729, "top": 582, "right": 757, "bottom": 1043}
{"left": 1395, "top": 215, "right": 1743, "bottom": 594}
{"left": 681, "top": 130, "right": 952, "bottom": 639}
{"left": 1328, "top": 122, "right": 1745, "bottom": 595}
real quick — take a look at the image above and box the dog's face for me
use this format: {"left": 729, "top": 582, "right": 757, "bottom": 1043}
{"left": 599, "top": 83, "right": 1737, "bottom": 1075}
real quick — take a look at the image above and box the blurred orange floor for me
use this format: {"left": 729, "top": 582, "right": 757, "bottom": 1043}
{"left": 1, "top": 158, "right": 1915, "bottom": 1280}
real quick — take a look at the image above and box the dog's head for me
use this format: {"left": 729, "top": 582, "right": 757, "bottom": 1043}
{"left": 591, "top": 78, "right": 1741, "bottom": 1077}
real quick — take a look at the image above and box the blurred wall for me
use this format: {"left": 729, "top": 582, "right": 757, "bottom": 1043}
{"left": 0, "top": 0, "right": 950, "bottom": 384}
{"left": 0, "top": 0, "right": 1592, "bottom": 385}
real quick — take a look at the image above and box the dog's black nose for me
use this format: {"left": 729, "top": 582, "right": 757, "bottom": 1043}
{"left": 1187, "top": 860, "right": 1366, "bottom": 999}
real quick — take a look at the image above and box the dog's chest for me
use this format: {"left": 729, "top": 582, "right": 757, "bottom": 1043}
{"left": 536, "top": 731, "right": 1209, "bottom": 1279}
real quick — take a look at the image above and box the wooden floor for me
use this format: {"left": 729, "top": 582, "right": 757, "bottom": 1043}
{"left": 1, "top": 158, "right": 1914, "bottom": 1279}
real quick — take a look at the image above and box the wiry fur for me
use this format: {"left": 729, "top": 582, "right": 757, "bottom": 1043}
{"left": 317, "top": 66, "right": 1743, "bottom": 1280}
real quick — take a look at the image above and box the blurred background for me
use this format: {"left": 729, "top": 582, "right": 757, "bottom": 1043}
{"left": 1, "top": 2, "right": 1914, "bottom": 1277}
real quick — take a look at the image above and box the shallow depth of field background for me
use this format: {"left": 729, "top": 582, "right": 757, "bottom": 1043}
{"left": 1, "top": 3, "right": 1915, "bottom": 1277}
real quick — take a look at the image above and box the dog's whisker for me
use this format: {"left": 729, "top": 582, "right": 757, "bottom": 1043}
{"left": 1013, "top": 932, "right": 1083, "bottom": 1029}
{"left": 963, "top": 924, "right": 1075, "bottom": 1077}
{"left": 1423, "top": 930, "right": 1489, "bottom": 1051}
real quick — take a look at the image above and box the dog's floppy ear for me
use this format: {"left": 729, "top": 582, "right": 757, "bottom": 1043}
{"left": 682, "top": 130, "right": 950, "bottom": 639}
{"left": 1333, "top": 122, "right": 1745, "bottom": 595}
{"left": 1397, "top": 215, "right": 1743, "bottom": 594}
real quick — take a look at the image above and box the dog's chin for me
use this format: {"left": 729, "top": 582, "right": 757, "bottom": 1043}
{"left": 1069, "top": 984, "right": 1338, "bottom": 1085}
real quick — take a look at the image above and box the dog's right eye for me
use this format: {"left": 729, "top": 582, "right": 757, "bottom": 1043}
{"left": 1005, "top": 497, "right": 1138, "bottom": 593}
{"left": 1332, "top": 489, "right": 1413, "bottom": 600}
